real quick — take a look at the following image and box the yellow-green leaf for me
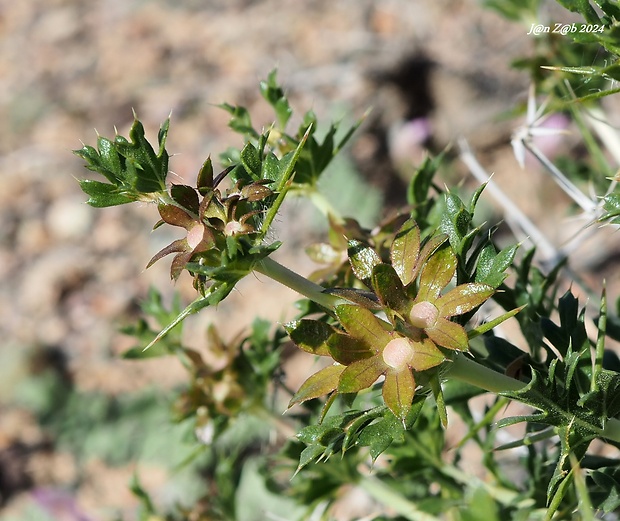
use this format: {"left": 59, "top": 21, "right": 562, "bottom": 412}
{"left": 410, "top": 337, "right": 446, "bottom": 371}
{"left": 335, "top": 305, "right": 391, "bottom": 350}
{"left": 288, "top": 364, "right": 345, "bottom": 408}
{"left": 417, "top": 247, "right": 456, "bottom": 301}
{"left": 338, "top": 356, "right": 385, "bottom": 393}
{"left": 382, "top": 369, "right": 416, "bottom": 422}
{"left": 390, "top": 218, "right": 420, "bottom": 286}
{"left": 436, "top": 283, "right": 494, "bottom": 317}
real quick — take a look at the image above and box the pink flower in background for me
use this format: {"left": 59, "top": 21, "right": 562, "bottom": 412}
{"left": 389, "top": 117, "right": 432, "bottom": 165}
{"left": 33, "top": 488, "right": 93, "bottom": 521}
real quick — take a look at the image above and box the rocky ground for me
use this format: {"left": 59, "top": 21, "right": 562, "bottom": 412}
{"left": 2, "top": 0, "right": 620, "bottom": 520}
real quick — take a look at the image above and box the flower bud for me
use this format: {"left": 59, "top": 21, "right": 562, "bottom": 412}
{"left": 383, "top": 337, "right": 415, "bottom": 371}
{"left": 409, "top": 301, "right": 439, "bottom": 328}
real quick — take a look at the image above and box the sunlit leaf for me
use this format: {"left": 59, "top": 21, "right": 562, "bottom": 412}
{"left": 410, "top": 337, "right": 446, "bottom": 370}
{"left": 284, "top": 319, "right": 335, "bottom": 356}
{"left": 435, "top": 283, "right": 494, "bottom": 317}
{"left": 382, "top": 369, "right": 416, "bottom": 422}
{"left": 334, "top": 304, "right": 391, "bottom": 350}
{"left": 338, "top": 356, "right": 385, "bottom": 393}
{"left": 390, "top": 218, "right": 420, "bottom": 286}
{"left": 426, "top": 318, "right": 469, "bottom": 351}
{"left": 416, "top": 247, "right": 456, "bottom": 302}
{"left": 288, "top": 364, "right": 345, "bottom": 408}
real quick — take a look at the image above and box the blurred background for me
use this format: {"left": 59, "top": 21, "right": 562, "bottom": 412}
{"left": 2, "top": 0, "right": 619, "bottom": 519}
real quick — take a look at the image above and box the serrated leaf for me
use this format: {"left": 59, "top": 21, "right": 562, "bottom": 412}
{"left": 259, "top": 70, "right": 292, "bottom": 129}
{"left": 296, "top": 444, "right": 326, "bottom": 472}
{"left": 78, "top": 179, "right": 136, "bottom": 207}
{"left": 75, "top": 117, "right": 169, "bottom": 205}
{"left": 115, "top": 118, "right": 169, "bottom": 193}
{"left": 440, "top": 193, "right": 473, "bottom": 253}
{"left": 357, "top": 414, "right": 402, "bottom": 460}
{"left": 219, "top": 103, "right": 259, "bottom": 138}
{"left": 240, "top": 142, "right": 262, "bottom": 180}
{"left": 475, "top": 243, "right": 518, "bottom": 288}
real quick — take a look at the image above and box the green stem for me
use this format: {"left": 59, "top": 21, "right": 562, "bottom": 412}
{"left": 254, "top": 257, "right": 342, "bottom": 310}
{"left": 357, "top": 475, "right": 442, "bottom": 521}
{"left": 447, "top": 353, "right": 524, "bottom": 393}
{"left": 256, "top": 259, "right": 620, "bottom": 443}
{"left": 448, "top": 353, "right": 620, "bottom": 443}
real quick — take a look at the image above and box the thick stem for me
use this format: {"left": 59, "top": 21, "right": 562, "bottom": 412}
{"left": 254, "top": 257, "right": 342, "bottom": 310}
{"left": 447, "top": 353, "right": 525, "bottom": 393}
{"left": 448, "top": 353, "right": 620, "bottom": 443}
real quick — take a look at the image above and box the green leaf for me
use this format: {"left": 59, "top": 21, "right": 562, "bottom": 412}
{"left": 240, "top": 142, "right": 262, "bottom": 180}
{"left": 259, "top": 69, "right": 292, "bottom": 130}
{"left": 288, "top": 364, "right": 345, "bottom": 408}
{"left": 555, "top": 0, "right": 601, "bottom": 23}
{"left": 78, "top": 179, "right": 136, "bottom": 207}
{"left": 416, "top": 247, "right": 456, "bottom": 302}
{"left": 115, "top": 117, "right": 169, "bottom": 193}
{"left": 371, "top": 263, "right": 409, "bottom": 313}
{"left": 75, "top": 117, "right": 170, "bottom": 206}
{"left": 219, "top": 102, "right": 259, "bottom": 139}
{"left": 334, "top": 304, "right": 391, "bottom": 349}
{"left": 407, "top": 152, "right": 444, "bottom": 208}
{"left": 435, "top": 283, "right": 494, "bottom": 317}
{"left": 590, "top": 468, "right": 620, "bottom": 513}
{"left": 440, "top": 192, "right": 473, "bottom": 254}
{"left": 348, "top": 240, "right": 382, "bottom": 287}
{"left": 262, "top": 152, "right": 281, "bottom": 183}
{"left": 357, "top": 412, "right": 402, "bottom": 460}
{"left": 390, "top": 218, "right": 421, "bottom": 286}
{"left": 382, "top": 369, "right": 416, "bottom": 422}
{"left": 338, "top": 356, "right": 384, "bottom": 393}
{"left": 601, "top": 192, "right": 620, "bottom": 224}
{"left": 284, "top": 319, "right": 334, "bottom": 356}
{"left": 475, "top": 243, "right": 519, "bottom": 288}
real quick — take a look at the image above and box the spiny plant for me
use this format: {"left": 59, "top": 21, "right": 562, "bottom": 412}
{"left": 73, "top": 1, "right": 620, "bottom": 517}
